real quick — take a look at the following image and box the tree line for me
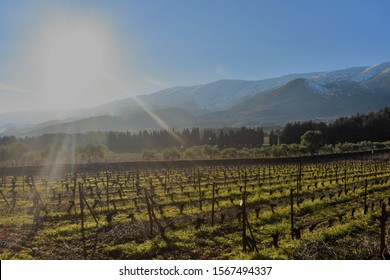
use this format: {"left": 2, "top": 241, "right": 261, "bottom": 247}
{"left": 276, "top": 107, "right": 390, "bottom": 145}
{"left": 0, "top": 107, "right": 389, "bottom": 165}
{"left": 106, "top": 126, "right": 264, "bottom": 153}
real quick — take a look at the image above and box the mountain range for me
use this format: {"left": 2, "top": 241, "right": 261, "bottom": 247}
{"left": 1, "top": 62, "right": 390, "bottom": 136}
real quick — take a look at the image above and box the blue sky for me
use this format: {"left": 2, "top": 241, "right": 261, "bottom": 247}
{"left": 0, "top": 0, "right": 389, "bottom": 112}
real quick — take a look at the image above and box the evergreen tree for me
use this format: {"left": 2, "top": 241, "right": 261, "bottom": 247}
{"left": 269, "top": 130, "right": 278, "bottom": 146}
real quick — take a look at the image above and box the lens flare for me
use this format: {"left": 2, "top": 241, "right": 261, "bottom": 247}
{"left": 36, "top": 12, "right": 117, "bottom": 107}
{"left": 43, "top": 27, "right": 105, "bottom": 95}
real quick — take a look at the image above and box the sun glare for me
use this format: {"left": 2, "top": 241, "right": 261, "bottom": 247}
{"left": 40, "top": 19, "right": 112, "bottom": 104}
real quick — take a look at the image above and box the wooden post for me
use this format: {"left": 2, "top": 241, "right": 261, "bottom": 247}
{"left": 132, "top": 170, "right": 135, "bottom": 188}
{"left": 245, "top": 215, "right": 259, "bottom": 252}
{"left": 105, "top": 172, "right": 110, "bottom": 210}
{"left": 344, "top": 168, "right": 347, "bottom": 192}
{"left": 73, "top": 172, "right": 77, "bottom": 189}
{"left": 298, "top": 161, "right": 302, "bottom": 191}
{"left": 290, "top": 188, "right": 295, "bottom": 240}
{"left": 144, "top": 189, "right": 153, "bottom": 235}
{"left": 149, "top": 178, "right": 154, "bottom": 206}
{"left": 268, "top": 164, "right": 271, "bottom": 188}
{"left": 224, "top": 166, "right": 227, "bottom": 186}
{"left": 31, "top": 177, "right": 49, "bottom": 215}
{"left": 145, "top": 189, "right": 165, "bottom": 238}
{"left": 242, "top": 171, "right": 247, "bottom": 252}
{"left": 198, "top": 169, "right": 202, "bottom": 211}
{"left": 296, "top": 173, "right": 300, "bottom": 207}
{"left": 211, "top": 182, "right": 215, "bottom": 226}
{"left": 380, "top": 203, "right": 387, "bottom": 259}
{"left": 364, "top": 179, "right": 368, "bottom": 215}
{"left": 78, "top": 182, "right": 87, "bottom": 259}
{"left": 83, "top": 196, "right": 99, "bottom": 225}
{"left": 344, "top": 160, "right": 347, "bottom": 193}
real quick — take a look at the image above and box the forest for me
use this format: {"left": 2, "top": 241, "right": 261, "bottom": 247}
{"left": 0, "top": 107, "right": 389, "bottom": 165}
{"left": 278, "top": 107, "right": 390, "bottom": 145}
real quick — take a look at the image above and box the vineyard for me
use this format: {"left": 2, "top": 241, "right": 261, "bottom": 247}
{"left": 0, "top": 150, "right": 389, "bottom": 260}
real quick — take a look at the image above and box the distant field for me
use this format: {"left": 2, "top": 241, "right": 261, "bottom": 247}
{"left": 0, "top": 151, "right": 389, "bottom": 260}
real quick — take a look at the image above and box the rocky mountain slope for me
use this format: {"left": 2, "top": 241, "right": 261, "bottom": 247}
{"left": 1, "top": 62, "right": 390, "bottom": 136}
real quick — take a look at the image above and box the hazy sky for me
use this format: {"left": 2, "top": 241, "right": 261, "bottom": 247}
{"left": 0, "top": 0, "right": 389, "bottom": 112}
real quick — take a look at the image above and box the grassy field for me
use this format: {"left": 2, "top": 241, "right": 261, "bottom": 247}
{"left": 0, "top": 151, "right": 389, "bottom": 260}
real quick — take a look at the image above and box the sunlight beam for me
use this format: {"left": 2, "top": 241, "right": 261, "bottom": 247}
{"left": 103, "top": 72, "right": 186, "bottom": 146}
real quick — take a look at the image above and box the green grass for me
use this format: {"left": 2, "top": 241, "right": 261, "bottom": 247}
{"left": 0, "top": 154, "right": 389, "bottom": 259}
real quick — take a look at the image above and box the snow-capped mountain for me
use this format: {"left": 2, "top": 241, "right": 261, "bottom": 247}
{"left": 352, "top": 62, "right": 390, "bottom": 82}
{"left": 99, "top": 73, "right": 320, "bottom": 115}
{"left": 100, "top": 62, "right": 390, "bottom": 115}
{"left": 194, "top": 77, "right": 386, "bottom": 127}
{"left": 1, "top": 62, "right": 390, "bottom": 135}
